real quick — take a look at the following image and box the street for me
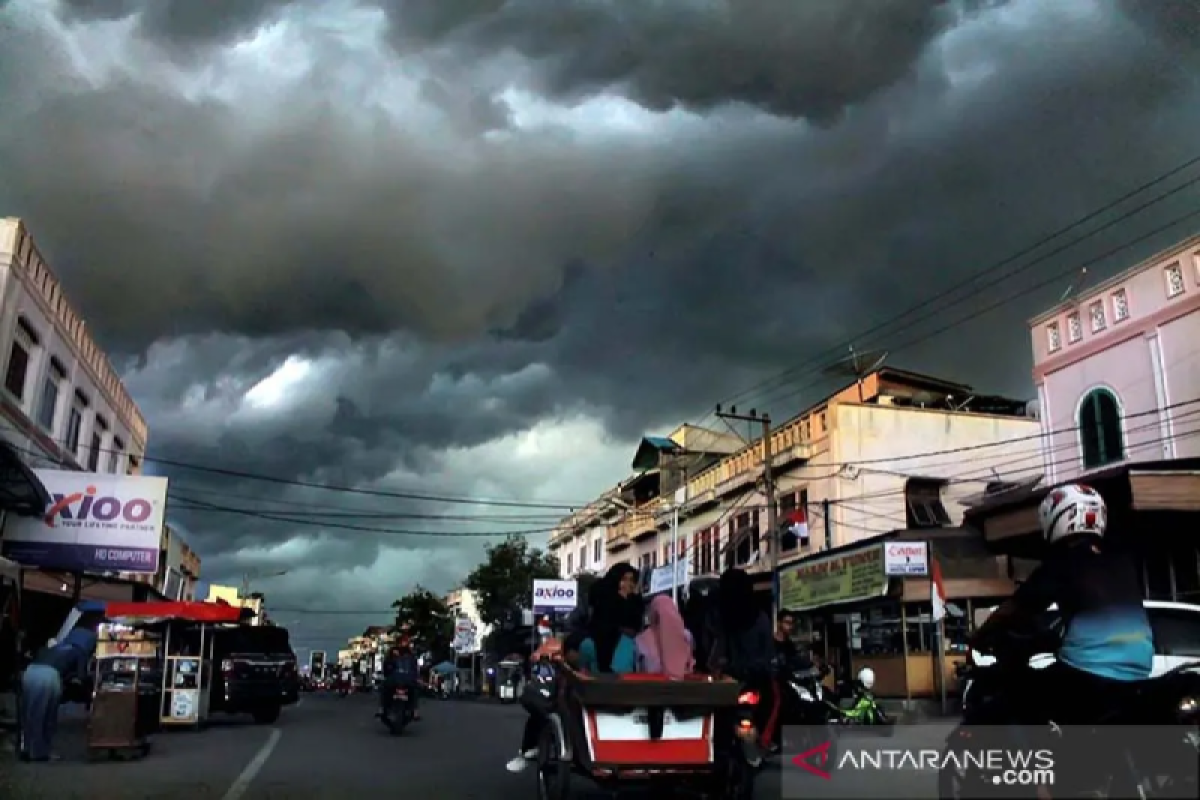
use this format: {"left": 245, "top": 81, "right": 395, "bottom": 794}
{"left": 3, "top": 694, "right": 957, "bottom": 799}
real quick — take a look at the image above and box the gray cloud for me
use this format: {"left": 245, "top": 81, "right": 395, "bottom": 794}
{"left": 57, "top": 0, "right": 297, "bottom": 49}
{"left": 5, "top": 0, "right": 1200, "bottom": 651}
{"left": 379, "top": 0, "right": 959, "bottom": 123}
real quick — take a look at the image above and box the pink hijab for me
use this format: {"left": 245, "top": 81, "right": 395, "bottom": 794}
{"left": 636, "top": 595, "right": 694, "bottom": 679}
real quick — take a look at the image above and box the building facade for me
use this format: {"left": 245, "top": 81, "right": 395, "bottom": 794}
{"left": 206, "top": 583, "right": 265, "bottom": 624}
{"left": 120, "top": 524, "right": 202, "bottom": 600}
{"left": 602, "top": 370, "right": 1040, "bottom": 581}
{"left": 1031, "top": 233, "right": 1200, "bottom": 483}
{"left": 0, "top": 218, "right": 148, "bottom": 475}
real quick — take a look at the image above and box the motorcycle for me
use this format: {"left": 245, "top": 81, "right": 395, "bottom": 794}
{"left": 378, "top": 683, "right": 416, "bottom": 735}
{"left": 939, "top": 628, "right": 1200, "bottom": 799}
{"left": 830, "top": 667, "right": 894, "bottom": 729}
{"left": 782, "top": 663, "right": 840, "bottom": 765}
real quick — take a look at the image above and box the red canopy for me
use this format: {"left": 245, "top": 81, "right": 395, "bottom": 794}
{"left": 103, "top": 601, "right": 249, "bottom": 624}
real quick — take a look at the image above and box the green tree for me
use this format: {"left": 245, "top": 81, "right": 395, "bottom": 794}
{"left": 465, "top": 534, "right": 559, "bottom": 628}
{"left": 391, "top": 585, "right": 453, "bottom": 656}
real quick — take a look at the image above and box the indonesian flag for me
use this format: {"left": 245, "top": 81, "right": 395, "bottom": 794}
{"left": 784, "top": 508, "right": 809, "bottom": 543}
{"left": 930, "top": 556, "right": 947, "bottom": 623}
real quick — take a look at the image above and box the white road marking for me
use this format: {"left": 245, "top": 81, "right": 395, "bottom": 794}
{"left": 221, "top": 727, "right": 282, "bottom": 800}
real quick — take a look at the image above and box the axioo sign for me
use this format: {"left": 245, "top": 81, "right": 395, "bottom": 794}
{"left": 1, "top": 470, "right": 168, "bottom": 574}
{"left": 532, "top": 579, "right": 578, "bottom": 611}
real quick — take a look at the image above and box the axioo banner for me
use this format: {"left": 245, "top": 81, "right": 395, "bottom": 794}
{"left": 532, "top": 579, "right": 578, "bottom": 611}
{"left": 1, "top": 470, "right": 168, "bottom": 574}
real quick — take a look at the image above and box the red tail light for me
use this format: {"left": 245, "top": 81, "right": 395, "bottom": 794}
{"left": 738, "top": 691, "right": 760, "bottom": 706}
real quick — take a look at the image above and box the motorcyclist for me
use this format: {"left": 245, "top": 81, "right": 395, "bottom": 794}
{"left": 970, "top": 483, "right": 1154, "bottom": 724}
{"left": 380, "top": 639, "right": 421, "bottom": 721}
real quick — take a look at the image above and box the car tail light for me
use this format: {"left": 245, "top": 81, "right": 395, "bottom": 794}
{"left": 221, "top": 660, "right": 234, "bottom": 673}
{"left": 737, "top": 691, "right": 760, "bottom": 706}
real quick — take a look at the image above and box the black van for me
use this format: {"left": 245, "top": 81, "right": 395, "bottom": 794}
{"left": 209, "top": 625, "right": 299, "bottom": 724}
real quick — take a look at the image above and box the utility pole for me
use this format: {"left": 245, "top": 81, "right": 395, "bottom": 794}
{"left": 715, "top": 406, "right": 778, "bottom": 619}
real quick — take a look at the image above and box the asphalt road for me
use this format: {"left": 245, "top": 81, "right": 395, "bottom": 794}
{"left": 3, "top": 693, "right": 956, "bottom": 799}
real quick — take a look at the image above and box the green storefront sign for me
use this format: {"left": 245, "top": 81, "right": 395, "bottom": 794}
{"left": 779, "top": 544, "right": 889, "bottom": 612}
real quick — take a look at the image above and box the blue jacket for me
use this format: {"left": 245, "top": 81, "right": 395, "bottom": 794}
{"left": 33, "top": 627, "right": 97, "bottom": 681}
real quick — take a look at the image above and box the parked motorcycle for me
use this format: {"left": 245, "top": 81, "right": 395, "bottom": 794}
{"left": 939, "top": 629, "right": 1200, "bottom": 799}
{"left": 830, "top": 667, "right": 894, "bottom": 729}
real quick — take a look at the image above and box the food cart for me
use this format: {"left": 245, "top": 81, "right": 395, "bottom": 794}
{"left": 88, "top": 600, "right": 248, "bottom": 753}
{"left": 496, "top": 657, "right": 523, "bottom": 702}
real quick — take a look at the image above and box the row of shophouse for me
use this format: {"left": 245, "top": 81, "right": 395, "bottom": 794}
{"left": 549, "top": 230, "right": 1200, "bottom": 700}
{"left": 0, "top": 217, "right": 203, "bottom": 648}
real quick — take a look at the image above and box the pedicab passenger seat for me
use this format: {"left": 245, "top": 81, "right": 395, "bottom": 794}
{"left": 554, "top": 665, "right": 744, "bottom": 773}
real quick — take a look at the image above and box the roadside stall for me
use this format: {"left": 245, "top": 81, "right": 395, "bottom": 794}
{"left": 87, "top": 600, "right": 249, "bottom": 757}
{"left": 496, "top": 656, "right": 523, "bottom": 703}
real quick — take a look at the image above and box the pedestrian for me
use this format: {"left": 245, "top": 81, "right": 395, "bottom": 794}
{"left": 20, "top": 625, "right": 97, "bottom": 762}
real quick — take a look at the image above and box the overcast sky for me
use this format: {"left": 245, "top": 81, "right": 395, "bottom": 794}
{"left": 1, "top": 0, "right": 1197, "bottom": 656}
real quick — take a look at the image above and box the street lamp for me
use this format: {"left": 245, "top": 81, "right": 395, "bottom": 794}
{"left": 241, "top": 569, "right": 288, "bottom": 597}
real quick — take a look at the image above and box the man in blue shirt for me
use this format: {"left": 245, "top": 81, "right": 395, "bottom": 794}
{"left": 20, "top": 626, "right": 98, "bottom": 762}
{"left": 972, "top": 483, "right": 1153, "bottom": 723}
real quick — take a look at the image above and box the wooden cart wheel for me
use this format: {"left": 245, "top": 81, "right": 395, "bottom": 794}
{"left": 536, "top": 718, "right": 570, "bottom": 800}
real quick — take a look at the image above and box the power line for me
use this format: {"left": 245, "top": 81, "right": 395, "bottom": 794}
{"left": 701, "top": 153, "right": 1200, "bottom": 418}
{"left": 0, "top": 421, "right": 591, "bottom": 511}
{"left": 168, "top": 494, "right": 557, "bottom": 538}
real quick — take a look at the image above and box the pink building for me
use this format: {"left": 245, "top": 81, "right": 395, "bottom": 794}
{"left": 1032, "top": 233, "right": 1200, "bottom": 482}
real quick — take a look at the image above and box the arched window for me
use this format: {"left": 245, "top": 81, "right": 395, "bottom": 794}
{"left": 1078, "top": 388, "right": 1124, "bottom": 469}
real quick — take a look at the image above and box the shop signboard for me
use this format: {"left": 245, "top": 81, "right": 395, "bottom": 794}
{"left": 532, "top": 579, "right": 578, "bottom": 611}
{"left": 1, "top": 470, "right": 168, "bottom": 574}
{"left": 883, "top": 541, "right": 929, "bottom": 576}
{"left": 779, "top": 544, "right": 889, "bottom": 612}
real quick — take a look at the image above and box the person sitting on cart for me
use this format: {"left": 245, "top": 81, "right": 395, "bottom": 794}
{"left": 635, "top": 594, "right": 694, "bottom": 678}
{"left": 506, "top": 636, "right": 564, "bottom": 772}
{"left": 20, "top": 624, "right": 98, "bottom": 762}
{"left": 709, "top": 569, "right": 776, "bottom": 749}
{"left": 380, "top": 639, "right": 420, "bottom": 721}
{"left": 576, "top": 562, "right": 643, "bottom": 674}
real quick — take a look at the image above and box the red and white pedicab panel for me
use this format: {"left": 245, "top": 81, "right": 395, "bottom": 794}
{"left": 583, "top": 706, "right": 714, "bottom": 764}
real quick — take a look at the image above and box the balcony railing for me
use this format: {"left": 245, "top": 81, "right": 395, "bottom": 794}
{"left": 606, "top": 506, "right": 659, "bottom": 551}
{"left": 683, "top": 415, "right": 815, "bottom": 505}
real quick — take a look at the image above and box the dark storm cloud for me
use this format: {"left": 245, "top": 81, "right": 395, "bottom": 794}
{"left": 57, "top": 0, "right": 296, "bottom": 49}
{"left": 379, "top": 0, "right": 959, "bottom": 122}
{"left": 5, "top": 0, "right": 1200, "bottom": 608}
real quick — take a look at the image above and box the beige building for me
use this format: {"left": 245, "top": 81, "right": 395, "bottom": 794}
{"left": 206, "top": 583, "right": 265, "bottom": 624}
{"left": 0, "top": 218, "right": 147, "bottom": 474}
{"left": 548, "top": 424, "right": 742, "bottom": 578}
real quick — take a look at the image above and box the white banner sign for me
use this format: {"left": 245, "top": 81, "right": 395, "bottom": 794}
{"left": 649, "top": 557, "right": 689, "bottom": 595}
{"left": 532, "top": 578, "right": 578, "bottom": 610}
{"left": 1, "top": 470, "right": 168, "bottom": 574}
{"left": 884, "top": 541, "right": 929, "bottom": 576}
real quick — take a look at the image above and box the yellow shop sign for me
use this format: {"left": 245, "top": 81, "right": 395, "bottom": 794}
{"left": 779, "top": 544, "right": 889, "bottom": 612}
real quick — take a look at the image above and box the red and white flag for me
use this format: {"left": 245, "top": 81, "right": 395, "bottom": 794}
{"left": 930, "top": 556, "right": 947, "bottom": 623}
{"left": 784, "top": 508, "right": 809, "bottom": 543}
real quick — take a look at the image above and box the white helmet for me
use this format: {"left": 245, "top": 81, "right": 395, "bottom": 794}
{"left": 1038, "top": 483, "right": 1106, "bottom": 545}
{"left": 857, "top": 667, "right": 875, "bottom": 689}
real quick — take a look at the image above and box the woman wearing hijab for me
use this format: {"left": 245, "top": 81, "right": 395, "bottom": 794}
{"left": 636, "top": 595, "right": 695, "bottom": 678}
{"left": 578, "top": 563, "right": 642, "bottom": 674}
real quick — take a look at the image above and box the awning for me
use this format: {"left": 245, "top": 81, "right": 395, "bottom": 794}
{"left": 0, "top": 441, "right": 51, "bottom": 517}
{"left": 103, "top": 600, "right": 252, "bottom": 625}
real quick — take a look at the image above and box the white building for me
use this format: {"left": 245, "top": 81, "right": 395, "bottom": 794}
{"left": 0, "top": 218, "right": 147, "bottom": 474}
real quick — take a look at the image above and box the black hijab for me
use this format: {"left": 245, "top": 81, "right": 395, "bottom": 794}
{"left": 718, "top": 568, "right": 758, "bottom": 633}
{"left": 590, "top": 562, "right": 641, "bottom": 672}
